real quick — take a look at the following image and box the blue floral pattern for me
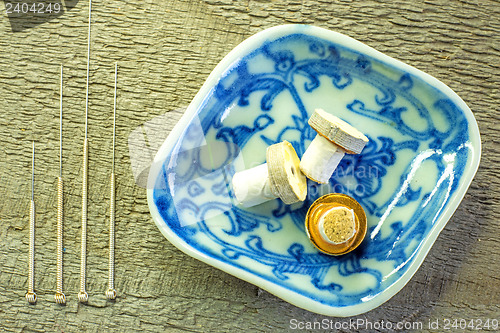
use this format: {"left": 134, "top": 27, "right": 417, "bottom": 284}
{"left": 152, "top": 32, "right": 473, "bottom": 309}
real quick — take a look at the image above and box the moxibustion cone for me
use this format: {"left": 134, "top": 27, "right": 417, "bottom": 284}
{"left": 300, "top": 109, "right": 369, "bottom": 184}
{"left": 232, "top": 141, "right": 307, "bottom": 208}
{"left": 266, "top": 140, "right": 307, "bottom": 205}
{"left": 305, "top": 193, "right": 367, "bottom": 256}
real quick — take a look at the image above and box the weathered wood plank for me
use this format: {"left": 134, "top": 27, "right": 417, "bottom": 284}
{"left": 0, "top": 0, "right": 499, "bottom": 332}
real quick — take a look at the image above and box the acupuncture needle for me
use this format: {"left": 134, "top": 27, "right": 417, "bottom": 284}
{"left": 26, "top": 141, "right": 37, "bottom": 304}
{"left": 79, "top": 0, "right": 92, "bottom": 303}
{"left": 55, "top": 65, "right": 66, "bottom": 305}
{"left": 105, "top": 63, "right": 118, "bottom": 300}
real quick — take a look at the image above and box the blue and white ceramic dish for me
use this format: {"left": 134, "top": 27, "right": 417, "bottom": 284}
{"left": 147, "top": 25, "right": 481, "bottom": 316}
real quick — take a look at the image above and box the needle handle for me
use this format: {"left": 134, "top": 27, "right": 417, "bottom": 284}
{"left": 106, "top": 172, "right": 117, "bottom": 300}
{"left": 78, "top": 138, "right": 89, "bottom": 303}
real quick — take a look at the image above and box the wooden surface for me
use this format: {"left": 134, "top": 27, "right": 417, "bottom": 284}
{"left": 0, "top": 0, "right": 499, "bottom": 332}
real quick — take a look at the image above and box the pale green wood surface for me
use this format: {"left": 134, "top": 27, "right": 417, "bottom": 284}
{"left": 0, "top": 1, "right": 499, "bottom": 332}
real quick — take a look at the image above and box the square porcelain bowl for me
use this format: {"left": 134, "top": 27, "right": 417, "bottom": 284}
{"left": 147, "top": 25, "right": 481, "bottom": 316}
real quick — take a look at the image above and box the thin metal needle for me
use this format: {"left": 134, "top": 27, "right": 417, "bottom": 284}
{"left": 31, "top": 142, "right": 34, "bottom": 201}
{"left": 26, "top": 141, "right": 36, "bottom": 304}
{"left": 59, "top": 64, "right": 63, "bottom": 178}
{"left": 84, "top": 0, "right": 91, "bottom": 139}
{"left": 79, "top": 0, "right": 92, "bottom": 304}
{"left": 55, "top": 65, "right": 66, "bottom": 305}
{"left": 112, "top": 63, "right": 117, "bottom": 174}
{"left": 106, "top": 63, "right": 118, "bottom": 300}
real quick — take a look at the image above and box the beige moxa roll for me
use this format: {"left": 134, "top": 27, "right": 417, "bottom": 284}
{"left": 318, "top": 206, "right": 356, "bottom": 245}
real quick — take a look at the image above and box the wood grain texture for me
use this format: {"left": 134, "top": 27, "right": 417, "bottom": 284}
{"left": 0, "top": 0, "right": 498, "bottom": 332}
